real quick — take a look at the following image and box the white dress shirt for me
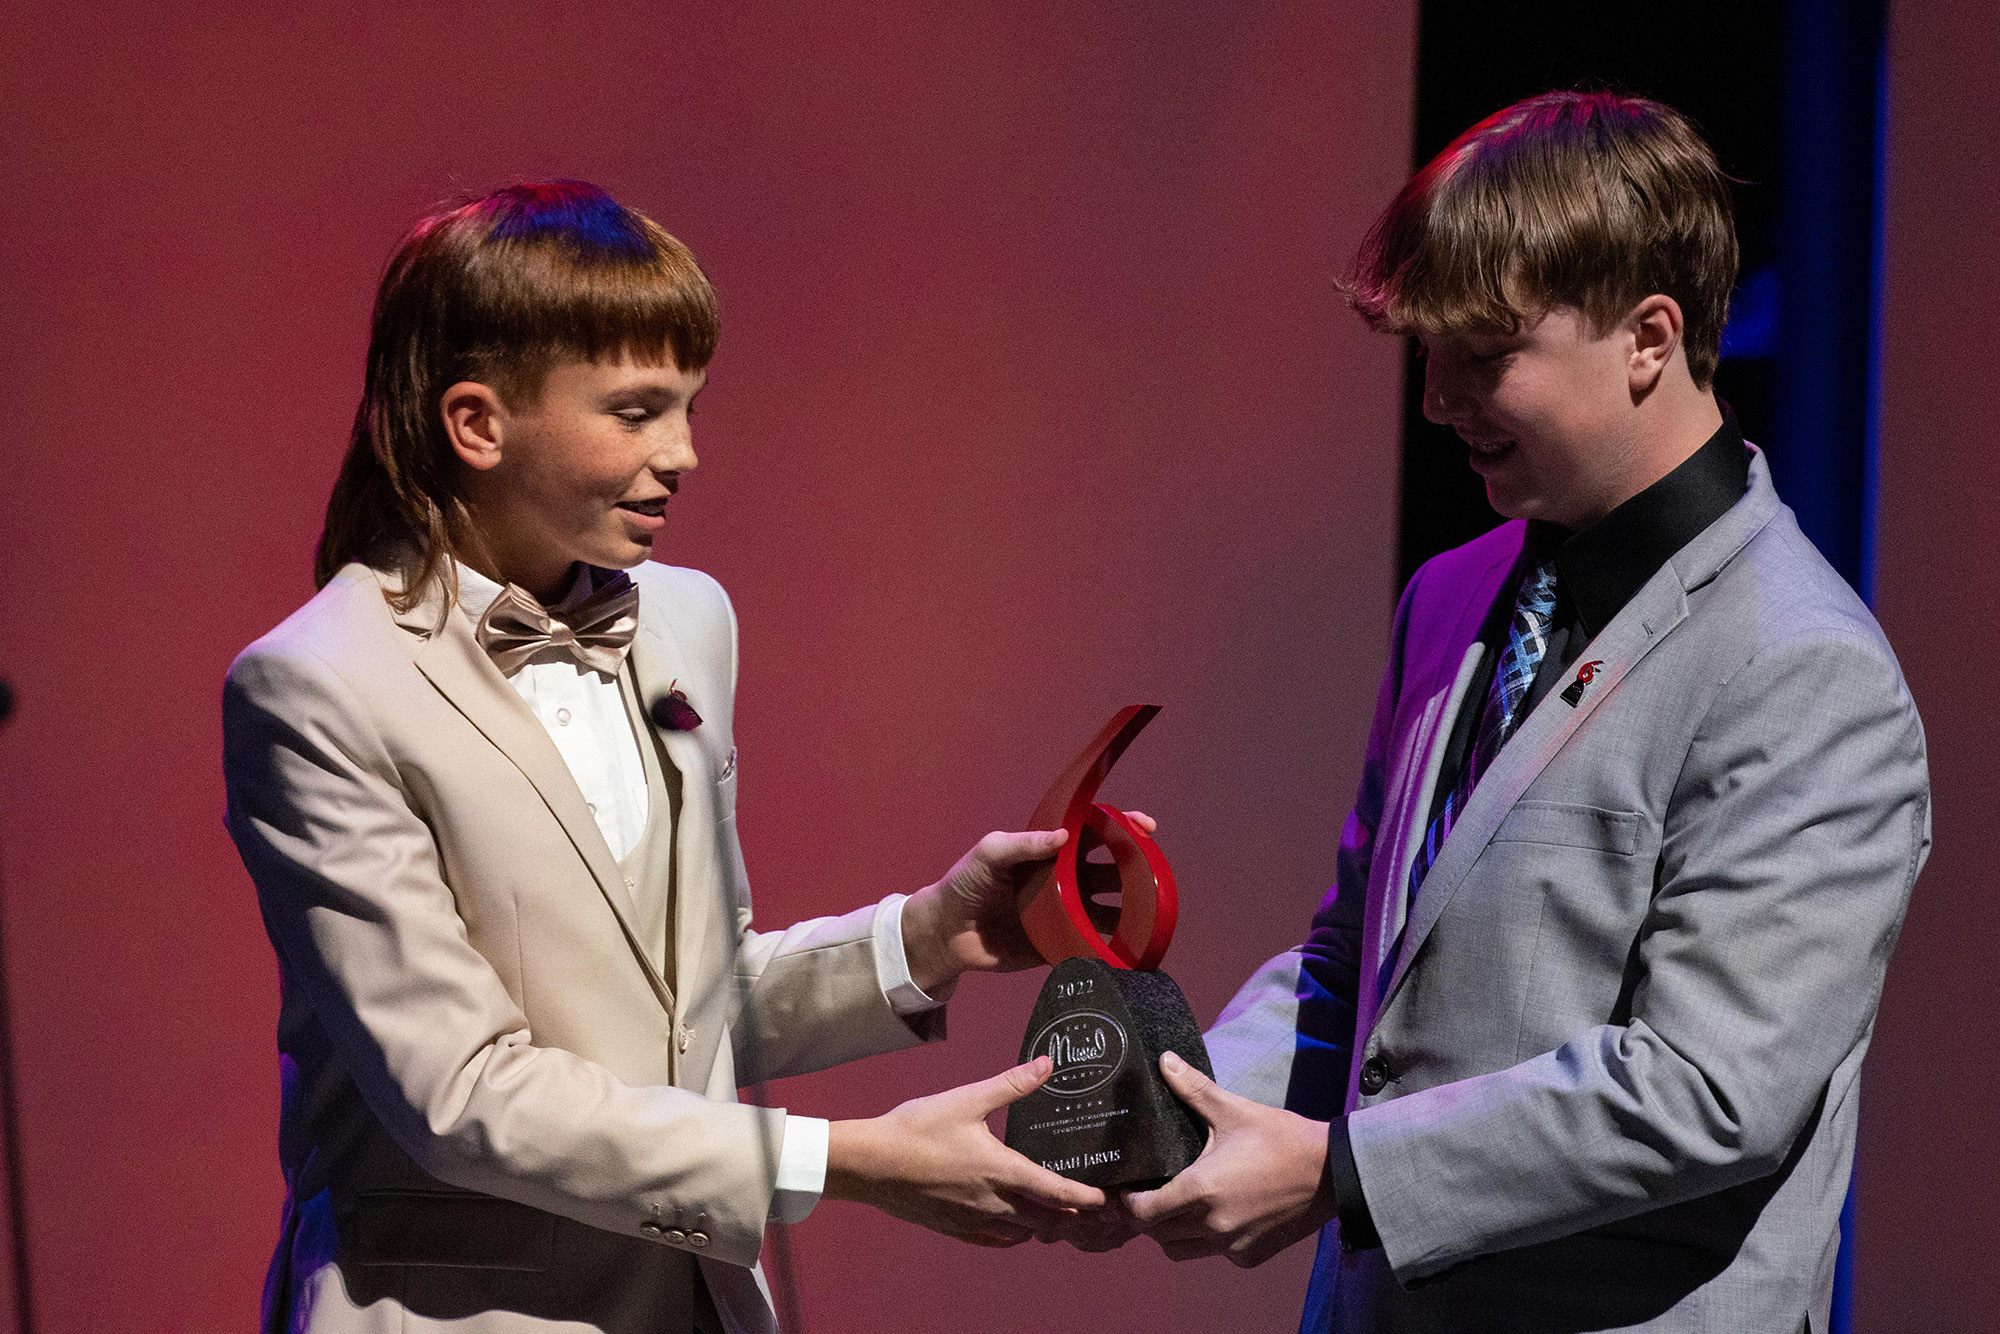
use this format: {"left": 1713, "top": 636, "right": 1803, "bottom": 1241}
{"left": 454, "top": 562, "right": 941, "bottom": 1223}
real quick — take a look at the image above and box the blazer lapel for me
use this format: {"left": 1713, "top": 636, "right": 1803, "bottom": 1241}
{"left": 628, "top": 606, "right": 720, "bottom": 1005}
{"left": 1380, "top": 579, "right": 1685, "bottom": 1005}
{"left": 1378, "top": 450, "right": 1786, "bottom": 1008}
{"left": 385, "top": 572, "right": 657, "bottom": 982}
{"left": 1351, "top": 538, "right": 1519, "bottom": 1038}
{"left": 1368, "top": 643, "right": 1486, "bottom": 983}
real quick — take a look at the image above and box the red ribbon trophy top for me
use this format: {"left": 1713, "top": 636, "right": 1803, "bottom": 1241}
{"left": 1018, "top": 705, "right": 1178, "bottom": 971}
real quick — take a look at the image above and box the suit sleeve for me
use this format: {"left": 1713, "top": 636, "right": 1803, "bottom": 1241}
{"left": 1347, "top": 630, "right": 1930, "bottom": 1281}
{"left": 726, "top": 894, "right": 943, "bottom": 1085}
{"left": 225, "top": 643, "right": 787, "bottom": 1268}
{"left": 1207, "top": 569, "right": 1419, "bottom": 1132}
{"left": 1292, "top": 570, "right": 1420, "bottom": 1122}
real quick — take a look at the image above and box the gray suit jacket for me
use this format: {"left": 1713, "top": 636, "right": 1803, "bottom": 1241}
{"left": 225, "top": 560, "right": 938, "bottom": 1333}
{"left": 1208, "top": 451, "right": 1929, "bottom": 1332}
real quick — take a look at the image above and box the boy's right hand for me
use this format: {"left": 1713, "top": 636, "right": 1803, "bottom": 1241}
{"left": 823, "top": 1057, "right": 1108, "bottom": 1246}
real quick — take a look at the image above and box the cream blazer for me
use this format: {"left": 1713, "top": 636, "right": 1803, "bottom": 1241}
{"left": 224, "top": 559, "right": 939, "bottom": 1333}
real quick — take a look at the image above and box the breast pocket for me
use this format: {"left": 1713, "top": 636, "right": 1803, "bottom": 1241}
{"left": 1491, "top": 801, "right": 1641, "bottom": 855}
{"left": 1488, "top": 803, "right": 1653, "bottom": 1059}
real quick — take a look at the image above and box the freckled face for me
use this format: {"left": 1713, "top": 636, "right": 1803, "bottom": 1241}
{"left": 1419, "top": 307, "right": 1636, "bottom": 530}
{"left": 478, "top": 355, "right": 703, "bottom": 588}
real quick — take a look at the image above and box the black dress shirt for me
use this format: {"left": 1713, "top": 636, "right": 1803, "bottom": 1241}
{"left": 1323, "top": 414, "right": 1752, "bottom": 1251}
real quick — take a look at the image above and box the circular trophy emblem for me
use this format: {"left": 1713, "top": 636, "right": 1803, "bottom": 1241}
{"left": 1029, "top": 1011, "right": 1129, "bottom": 1097}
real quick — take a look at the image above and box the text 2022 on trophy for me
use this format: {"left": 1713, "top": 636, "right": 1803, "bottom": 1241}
{"left": 1004, "top": 706, "right": 1214, "bottom": 1190}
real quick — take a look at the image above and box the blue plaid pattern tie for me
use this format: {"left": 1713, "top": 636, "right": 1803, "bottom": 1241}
{"left": 1407, "top": 560, "right": 1559, "bottom": 903}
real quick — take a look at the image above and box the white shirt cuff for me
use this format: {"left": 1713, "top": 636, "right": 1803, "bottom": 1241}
{"left": 770, "top": 1114, "right": 829, "bottom": 1224}
{"left": 874, "top": 893, "right": 950, "bottom": 1014}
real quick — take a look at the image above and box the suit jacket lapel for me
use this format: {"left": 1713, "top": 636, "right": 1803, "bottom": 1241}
{"left": 1362, "top": 643, "right": 1485, "bottom": 999}
{"left": 1378, "top": 450, "right": 1786, "bottom": 1008}
{"left": 1348, "top": 536, "right": 1521, "bottom": 1051}
{"left": 1380, "top": 577, "right": 1686, "bottom": 1005}
{"left": 385, "top": 572, "right": 656, "bottom": 978}
{"left": 628, "top": 607, "right": 719, "bottom": 1006}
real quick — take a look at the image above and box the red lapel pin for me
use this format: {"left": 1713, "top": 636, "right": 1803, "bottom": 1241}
{"left": 1560, "top": 659, "right": 1605, "bottom": 708}
{"left": 649, "top": 680, "right": 703, "bottom": 732}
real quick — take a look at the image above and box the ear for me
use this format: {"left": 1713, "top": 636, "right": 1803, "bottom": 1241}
{"left": 1627, "top": 295, "right": 1684, "bottom": 398}
{"left": 440, "top": 381, "right": 510, "bottom": 471}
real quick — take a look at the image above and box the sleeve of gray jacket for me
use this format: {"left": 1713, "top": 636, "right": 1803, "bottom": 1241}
{"left": 1348, "top": 629, "right": 1930, "bottom": 1281}
{"left": 1208, "top": 947, "right": 1308, "bottom": 1109}
{"left": 1209, "top": 566, "right": 1416, "bottom": 1117}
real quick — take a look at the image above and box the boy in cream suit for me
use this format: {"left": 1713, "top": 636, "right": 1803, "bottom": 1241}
{"left": 225, "top": 180, "right": 1113, "bottom": 1334}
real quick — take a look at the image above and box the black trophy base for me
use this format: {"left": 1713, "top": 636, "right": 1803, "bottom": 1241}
{"left": 1003, "top": 956, "right": 1215, "bottom": 1190}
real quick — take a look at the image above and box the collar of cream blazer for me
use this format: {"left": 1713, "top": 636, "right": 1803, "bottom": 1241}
{"left": 1377, "top": 447, "right": 1786, "bottom": 1008}
{"left": 375, "top": 560, "right": 717, "bottom": 1014}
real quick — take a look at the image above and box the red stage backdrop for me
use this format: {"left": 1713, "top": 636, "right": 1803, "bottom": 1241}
{"left": 1861, "top": 0, "right": 2000, "bottom": 1323}
{"left": 0, "top": 3, "right": 1414, "bottom": 1330}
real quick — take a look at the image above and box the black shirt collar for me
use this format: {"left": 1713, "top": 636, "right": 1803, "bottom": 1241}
{"left": 1526, "top": 413, "right": 1751, "bottom": 637}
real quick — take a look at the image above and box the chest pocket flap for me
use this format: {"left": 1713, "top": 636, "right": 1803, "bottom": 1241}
{"left": 1491, "top": 801, "right": 1641, "bottom": 856}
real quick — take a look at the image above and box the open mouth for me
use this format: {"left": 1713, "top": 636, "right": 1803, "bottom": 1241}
{"left": 1463, "top": 437, "right": 1516, "bottom": 463}
{"left": 617, "top": 497, "right": 670, "bottom": 518}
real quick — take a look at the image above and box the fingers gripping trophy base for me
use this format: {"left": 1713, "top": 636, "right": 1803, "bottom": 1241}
{"left": 1004, "top": 957, "right": 1214, "bottom": 1191}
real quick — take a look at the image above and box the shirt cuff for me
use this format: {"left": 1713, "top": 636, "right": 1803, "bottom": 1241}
{"left": 769, "top": 1114, "right": 829, "bottom": 1224}
{"left": 1326, "top": 1114, "right": 1381, "bottom": 1251}
{"left": 874, "top": 893, "right": 951, "bottom": 1014}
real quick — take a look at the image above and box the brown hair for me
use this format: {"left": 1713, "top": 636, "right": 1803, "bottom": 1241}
{"left": 1346, "top": 90, "right": 1738, "bottom": 387}
{"left": 314, "top": 180, "right": 719, "bottom": 607}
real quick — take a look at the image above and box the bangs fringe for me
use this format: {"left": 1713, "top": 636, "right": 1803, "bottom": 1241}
{"left": 1342, "top": 92, "right": 1736, "bottom": 385}
{"left": 453, "top": 189, "right": 719, "bottom": 401}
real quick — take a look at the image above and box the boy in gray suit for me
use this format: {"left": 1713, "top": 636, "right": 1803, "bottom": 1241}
{"left": 1109, "top": 92, "right": 1929, "bottom": 1333}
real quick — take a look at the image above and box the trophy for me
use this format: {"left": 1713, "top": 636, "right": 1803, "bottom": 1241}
{"left": 1003, "top": 706, "right": 1214, "bottom": 1190}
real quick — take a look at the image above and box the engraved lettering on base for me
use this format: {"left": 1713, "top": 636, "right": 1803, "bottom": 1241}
{"left": 1006, "top": 956, "right": 1209, "bottom": 1188}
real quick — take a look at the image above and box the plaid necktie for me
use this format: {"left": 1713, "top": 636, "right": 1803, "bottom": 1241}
{"left": 1407, "top": 560, "right": 1558, "bottom": 903}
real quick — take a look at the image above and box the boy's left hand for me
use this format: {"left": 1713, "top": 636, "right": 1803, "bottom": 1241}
{"left": 1124, "top": 1052, "right": 1337, "bottom": 1267}
{"left": 900, "top": 813, "right": 1156, "bottom": 994}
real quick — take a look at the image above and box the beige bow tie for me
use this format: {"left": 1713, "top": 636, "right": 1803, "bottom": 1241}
{"left": 474, "top": 573, "right": 641, "bottom": 677}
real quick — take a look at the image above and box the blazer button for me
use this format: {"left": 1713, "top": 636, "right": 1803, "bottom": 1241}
{"left": 1359, "top": 1056, "right": 1391, "bottom": 1095}
{"left": 688, "top": 1231, "right": 710, "bottom": 1248}
{"left": 640, "top": 1220, "right": 666, "bottom": 1237}
{"left": 665, "top": 1228, "right": 688, "bottom": 1245}
{"left": 677, "top": 1025, "right": 692, "bottom": 1052}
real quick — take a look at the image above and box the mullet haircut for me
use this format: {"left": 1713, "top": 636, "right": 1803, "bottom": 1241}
{"left": 1345, "top": 91, "right": 1738, "bottom": 387}
{"left": 315, "top": 180, "right": 719, "bottom": 606}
